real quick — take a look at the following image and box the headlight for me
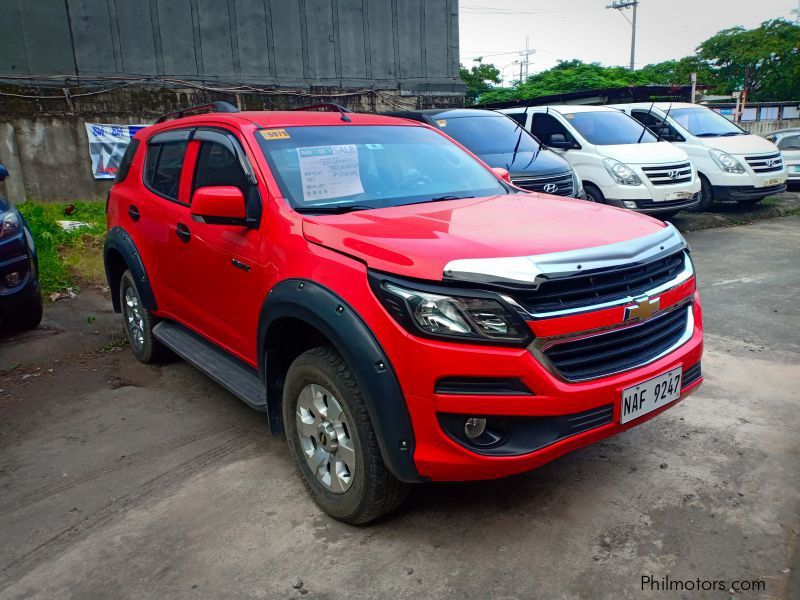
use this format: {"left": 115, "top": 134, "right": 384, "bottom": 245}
{"left": 709, "top": 149, "right": 745, "bottom": 173}
{"left": 0, "top": 212, "right": 20, "bottom": 239}
{"left": 603, "top": 158, "right": 642, "bottom": 185}
{"left": 371, "top": 277, "right": 531, "bottom": 345}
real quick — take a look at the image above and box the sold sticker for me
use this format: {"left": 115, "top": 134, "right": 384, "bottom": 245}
{"left": 260, "top": 128, "right": 291, "bottom": 140}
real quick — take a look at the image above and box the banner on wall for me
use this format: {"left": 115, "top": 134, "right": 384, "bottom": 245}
{"left": 84, "top": 123, "right": 148, "bottom": 179}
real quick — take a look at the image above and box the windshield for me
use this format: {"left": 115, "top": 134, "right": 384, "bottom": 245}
{"left": 565, "top": 110, "right": 656, "bottom": 145}
{"left": 435, "top": 114, "right": 539, "bottom": 155}
{"left": 256, "top": 125, "right": 507, "bottom": 211}
{"left": 669, "top": 107, "right": 746, "bottom": 137}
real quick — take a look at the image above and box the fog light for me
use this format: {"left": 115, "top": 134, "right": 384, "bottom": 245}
{"left": 622, "top": 200, "right": 638, "bottom": 209}
{"left": 4, "top": 271, "right": 21, "bottom": 287}
{"left": 464, "top": 417, "right": 487, "bottom": 440}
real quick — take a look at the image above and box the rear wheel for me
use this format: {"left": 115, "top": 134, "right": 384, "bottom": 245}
{"left": 687, "top": 175, "right": 714, "bottom": 212}
{"left": 119, "top": 270, "right": 168, "bottom": 363}
{"left": 283, "top": 346, "right": 409, "bottom": 524}
{"left": 583, "top": 183, "right": 605, "bottom": 204}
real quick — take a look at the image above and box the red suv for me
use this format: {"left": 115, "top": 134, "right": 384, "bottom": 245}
{"left": 105, "top": 102, "right": 703, "bottom": 523}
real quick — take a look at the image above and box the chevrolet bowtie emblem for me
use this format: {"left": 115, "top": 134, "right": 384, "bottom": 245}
{"left": 624, "top": 295, "right": 660, "bottom": 321}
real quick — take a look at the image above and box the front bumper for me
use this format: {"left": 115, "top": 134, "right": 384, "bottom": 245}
{"left": 605, "top": 193, "right": 701, "bottom": 215}
{"left": 712, "top": 183, "right": 786, "bottom": 201}
{"left": 386, "top": 282, "right": 703, "bottom": 482}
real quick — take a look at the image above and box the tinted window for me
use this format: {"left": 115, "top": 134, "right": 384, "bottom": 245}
{"left": 631, "top": 111, "right": 684, "bottom": 142}
{"left": 256, "top": 125, "right": 506, "bottom": 211}
{"left": 115, "top": 139, "right": 139, "bottom": 183}
{"left": 530, "top": 113, "right": 573, "bottom": 146}
{"left": 670, "top": 108, "right": 746, "bottom": 137}
{"left": 436, "top": 115, "right": 540, "bottom": 155}
{"left": 193, "top": 141, "right": 248, "bottom": 195}
{"left": 777, "top": 134, "right": 800, "bottom": 150}
{"left": 145, "top": 142, "right": 188, "bottom": 201}
{"left": 565, "top": 111, "right": 656, "bottom": 145}
{"left": 506, "top": 112, "right": 528, "bottom": 127}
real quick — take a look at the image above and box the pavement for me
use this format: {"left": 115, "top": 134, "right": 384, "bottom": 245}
{"left": 0, "top": 212, "right": 798, "bottom": 599}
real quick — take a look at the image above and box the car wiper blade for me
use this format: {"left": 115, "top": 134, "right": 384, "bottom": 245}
{"left": 429, "top": 195, "right": 475, "bottom": 201}
{"left": 294, "top": 204, "right": 375, "bottom": 214}
{"left": 695, "top": 132, "right": 724, "bottom": 137}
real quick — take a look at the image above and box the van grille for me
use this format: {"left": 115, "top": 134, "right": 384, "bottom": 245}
{"left": 640, "top": 162, "right": 692, "bottom": 186}
{"left": 512, "top": 171, "right": 574, "bottom": 197}
{"left": 745, "top": 153, "right": 783, "bottom": 173}
{"left": 543, "top": 305, "right": 691, "bottom": 381}
{"left": 514, "top": 251, "right": 686, "bottom": 314}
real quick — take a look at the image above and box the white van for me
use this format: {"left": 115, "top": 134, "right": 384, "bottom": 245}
{"left": 500, "top": 105, "right": 700, "bottom": 218}
{"left": 611, "top": 102, "right": 787, "bottom": 210}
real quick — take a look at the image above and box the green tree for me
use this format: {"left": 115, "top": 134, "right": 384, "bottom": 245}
{"left": 459, "top": 59, "right": 501, "bottom": 105}
{"left": 698, "top": 19, "right": 800, "bottom": 101}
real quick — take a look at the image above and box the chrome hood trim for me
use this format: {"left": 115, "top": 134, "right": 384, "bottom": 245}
{"left": 442, "top": 223, "right": 687, "bottom": 286}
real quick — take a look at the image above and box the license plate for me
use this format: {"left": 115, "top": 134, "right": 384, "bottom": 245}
{"left": 764, "top": 177, "right": 783, "bottom": 186}
{"left": 665, "top": 191, "right": 692, "bottom": 201}
{"left": 620, "top": 366, "right": 682, "bottom": 424}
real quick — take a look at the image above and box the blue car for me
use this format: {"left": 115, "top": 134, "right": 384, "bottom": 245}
{"left": 0, "top": 163, "right": 42, "bottom": 331}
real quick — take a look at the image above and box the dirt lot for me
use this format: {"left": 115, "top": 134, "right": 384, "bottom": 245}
{"left": 0, "top": 213, "right": 799, "bottom": 600}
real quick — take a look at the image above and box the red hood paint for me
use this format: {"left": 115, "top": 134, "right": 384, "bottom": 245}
{"left": 302, "top": 194, "right": 666, "bottom": 281}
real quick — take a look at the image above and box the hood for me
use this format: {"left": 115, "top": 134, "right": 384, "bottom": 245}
{"left": 478, "top": 148, "right": 571, "bottom": 177}
{"left": 596, "top": 141, "right": 690, "bottom": 165}
{"left": 302, "top": 195, "right": 666, "bottom": 281}
{"left": 695, "top": 133, "right": 780, "bottom": 156}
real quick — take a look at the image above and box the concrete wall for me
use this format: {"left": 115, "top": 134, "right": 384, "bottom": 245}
{"left": 739, "top": 119, "right": 800, "bottom": 136}
{"left": 0, "top": 0, "right": 462, "bottom": 89}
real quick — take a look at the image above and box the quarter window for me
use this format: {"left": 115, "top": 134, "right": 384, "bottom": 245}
{"left": 144, "top": 141, "right": 188, "bottom": 201}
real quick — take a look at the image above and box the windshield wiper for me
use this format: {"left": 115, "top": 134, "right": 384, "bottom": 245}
{"left": 294, "top": 204, "right": 375, "bottom": 214}
{"left": 695, "top": 132, "right": 725, "bottom": 137}
{"left": 430, "top": 195, "right": 475, "bottom": 202}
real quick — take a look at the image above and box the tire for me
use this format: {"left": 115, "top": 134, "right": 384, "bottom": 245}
{"left": 687, "top": 175, "right": 714, "bottom": 212}
{"left": 583, "top": 183, "right": 605, "bottom": 204}
{"left": 119, "top": 269, "right": 168, "bottom": 364}
{"left": 3, "top": 292, "right": 43, "bottom": 332}
{"left": 283, "top": 346, "right": 409, "bottom": 524}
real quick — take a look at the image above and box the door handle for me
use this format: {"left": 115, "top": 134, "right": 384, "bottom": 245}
{"left": 128, "top": 205, "right": 140, "bottom": 221}
{"left": 176, "top": 222, "right": 191, "bottom": 243}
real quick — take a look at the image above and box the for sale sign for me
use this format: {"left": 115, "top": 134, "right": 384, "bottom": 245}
{"left": 84, "top": 123, "right": 147, "bottom": 179}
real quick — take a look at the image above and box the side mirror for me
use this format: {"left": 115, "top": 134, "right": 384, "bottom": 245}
{"left": 491, "top": 167, "right": 511, "bottom": 183}
{"left": 0, "top": 163, "right": 8, "bottom": 182}
{"left": 191, "top": 186, "right": 247, "bottom": 225}
{"left": 548, "top": 134, "right": 574, "bottom": 150}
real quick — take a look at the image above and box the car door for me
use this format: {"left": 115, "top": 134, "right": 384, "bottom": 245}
{"left": 137, "top": 128, "right": 196, "bottom": 317}
{"left": 171, "top": 128, "right": 266, "bottom": 362}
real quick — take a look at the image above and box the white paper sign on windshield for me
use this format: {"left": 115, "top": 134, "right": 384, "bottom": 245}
{"left": 297, "top": 145, "right": 364, "bottom": 202}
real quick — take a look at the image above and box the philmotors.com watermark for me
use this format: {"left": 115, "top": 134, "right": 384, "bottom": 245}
{"left": 641, "top": 574, "right": 766, "bottom": 594}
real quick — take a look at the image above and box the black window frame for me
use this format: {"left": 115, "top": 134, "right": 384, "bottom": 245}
{"left": 114, "top": 138, "right": 140, "bottom": 183}
{"left": 142, "top": 128, "right": 193, "bottom": 205}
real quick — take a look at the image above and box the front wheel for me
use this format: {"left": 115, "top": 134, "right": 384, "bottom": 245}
{"left": 283, "top": 346, "right": 409, "bottom": 524}
{"left": 583, "top": 183, "right": 605, "bottom": 204}
{"left": 687, "top": 175, "right": 714, "bottom": 212}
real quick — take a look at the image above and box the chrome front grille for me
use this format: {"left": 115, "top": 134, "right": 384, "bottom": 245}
{"left": 745, "top": 153, "right": 783, "bottom": 173}
{"left": 512, "top": 171, "right": 574, "bottom": 196}
{"left": 640, "top": 162, "right": 692, "bottom": 186}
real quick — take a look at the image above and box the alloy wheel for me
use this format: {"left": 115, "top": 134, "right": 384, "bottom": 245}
{"left": 123, "top": 287, "right": 145, "bottom": 350}
{"left": 295, "top": 383, "right": 356, "bottom": 494}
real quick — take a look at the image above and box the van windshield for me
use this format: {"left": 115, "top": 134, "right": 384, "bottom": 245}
{"left": 255, "top": 125, "right": 507, "bottom": 212}
{"left": 669, "top": 108, "right": 746, "bottom": 137}
{"left": 436, "top": 114, "right": 540, "bottom": 155}
{"left": 565, "top": 111, "right": 657, "bottom": 145}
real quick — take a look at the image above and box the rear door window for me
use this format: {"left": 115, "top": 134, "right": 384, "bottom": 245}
{"left": 144, "top": 140, "right": 189, "bottom": 201}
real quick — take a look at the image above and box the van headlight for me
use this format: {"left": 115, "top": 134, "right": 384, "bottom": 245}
{"left": 709, "top": 149, "right": 745, "bottom": 173}
{"left": 603, "top": 158, "right": 642, "bottom": 185}
{"left": 370, "top": 276, "right": 531, "bottom": 345}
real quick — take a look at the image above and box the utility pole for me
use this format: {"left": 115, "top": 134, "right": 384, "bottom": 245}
{"left": 517, "top": 36, "right": 536, "bottom": 83}
{"left": 607, "top": 0, "right": 639, "bottom": 70}
{"left": 792, "top": 0, "right": 800, "bottom": 23}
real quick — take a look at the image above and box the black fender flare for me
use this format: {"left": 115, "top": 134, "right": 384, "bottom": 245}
{"left": 104, "top": 226, "right": 157, "bottom": 312}
{"left": 258, "top": 279, "right": 422, "bottom": 483}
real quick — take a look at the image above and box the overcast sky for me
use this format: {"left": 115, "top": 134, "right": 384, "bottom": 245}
{"left": 459, "top": 0, "right": 800, "bottom": 84}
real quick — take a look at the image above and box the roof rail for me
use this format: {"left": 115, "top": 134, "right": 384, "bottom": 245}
{"left": 155, "top": 101, "right": 239, "bottom": 124}
{"left": 292, "top": 102, "right": 352, "bottom": 122}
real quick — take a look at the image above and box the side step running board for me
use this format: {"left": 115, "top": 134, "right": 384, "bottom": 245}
{"left": 153, "top": 321, "right": 267, "bottom": 412}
